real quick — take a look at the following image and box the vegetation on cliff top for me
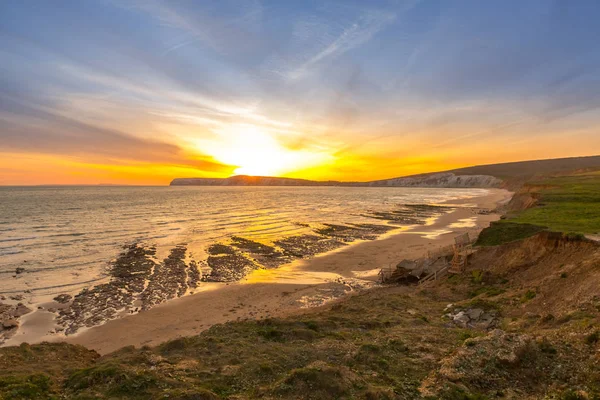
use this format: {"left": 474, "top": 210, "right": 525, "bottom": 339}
{"left": 477, "top": 171, "right": 600, "bottom": 246}
{"left": 510, "top": 172, "right": 600, "bottom": 234}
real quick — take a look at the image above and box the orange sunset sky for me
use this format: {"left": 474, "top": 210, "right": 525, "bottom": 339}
{"left": 1, "top": 1, "right": 600, "bottom": 185}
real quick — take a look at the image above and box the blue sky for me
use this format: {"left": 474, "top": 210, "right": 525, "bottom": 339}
{"left": 1, "top": 0, "right": 600, "bottom": 184}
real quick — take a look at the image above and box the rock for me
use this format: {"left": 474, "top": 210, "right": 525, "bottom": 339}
{"left": 13, "top": 303, "right": 33, "bottom": 318}
{"left": 2, "top": 319, "right": 19, "bottom": 329}
{"left": 524, "top": 312, "right": 540, "bottom": 319}
{"left": 453, "top": 312, "right": 470, "bottom": 327}
{"left": 386, "top": 266, "right": 420, "bottom": 285}
{"left": 147, "top": 354, "right": 165, "bottom": 365}
{"left": 53, "top": 294, "right": 73, "bottom": 304}
{"left": 421, "top": 330, "right": 537, "bottom": 397}
{"left": 15, "top": 267, "right": 25, "bottom": 274}
{"left": 9, "top": 294, "right": 24, "bottom": 301}
{"left": 466, "top": 308, "right": 484, "bottom": 320}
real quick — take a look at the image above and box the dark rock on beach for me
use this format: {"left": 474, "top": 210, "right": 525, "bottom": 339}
{"left": 365, "top": 204, "right": 453, "bottom": 225}
{"left": 1, "top": 319, "right": 18, "bottom": 330}
{"left": 53, "top": 294, "right": 73, "bottom": 304}
{"left": 205, "top": 253, "right": 258, "bottom": 282}
{"left": 315, "top": 223, "right": 396, "bottom": 241}
{"left": 230, "top": 236, "right": 289, "bottom": 267}
{"left": 12, "top": 303, "right": 32, "bottom": 318}
{"left": 275, "top": 235, "right": 346, "bottom": 258}
{"left": 55, "top": 243, "right": 203, "bottom": 334}
{"left": 141, "top": 245, "right": 189, "bottom": 310}
{"left": 207, "top": 244, "right": 237, "bottom": 255}
{"left": 187, "top": 260, "right": 202, "bottom": 289}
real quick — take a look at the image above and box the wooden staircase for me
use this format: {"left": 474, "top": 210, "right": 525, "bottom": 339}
{"left": 448, "top": 233, "right": 473, "bottom": 274}
{"left": 380, "top": 232, "right": 475, "bottom": 286}
{"left": 418, "top": 264, "right": 450, "bottom": 285}
{"left": 419, "top": 233, "right": 474, "bottom": 285}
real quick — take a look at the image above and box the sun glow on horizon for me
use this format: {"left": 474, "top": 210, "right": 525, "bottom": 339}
{"left": 195, "top": 124, "right": 333, "bottom": 177}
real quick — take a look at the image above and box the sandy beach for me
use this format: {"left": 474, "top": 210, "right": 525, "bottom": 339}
{"left": 51, "top": 188, "right": 512, "bottom": 354}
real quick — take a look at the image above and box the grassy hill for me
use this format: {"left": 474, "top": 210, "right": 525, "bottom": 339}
{"left": 171, "top": 156, "right": 600, "bottom": 189}
{"left": 477, "top": 170, "right": 600, "bottom": 246}
{"left": 450, "top": 155, "right": 600, "bottom": 182}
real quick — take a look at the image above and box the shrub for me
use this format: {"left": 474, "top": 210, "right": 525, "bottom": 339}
{"left": 471, "top": 270, "right": 484, "bottom": 283}
{"left": 521, "top": 290, "right": 536, "bottom": 303}
{"left": 66, "top": 363, "right": 158, "bottom": 396}
{"left": 560, "top": 389, "right": 587, "bottom": 400}
{"left": 585, "top": 331, "right": 600, "bottom": 345}
{"left": 0, "top": 374, "right": 53, "bottom": 400}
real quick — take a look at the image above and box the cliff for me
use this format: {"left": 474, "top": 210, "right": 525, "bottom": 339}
{"left": 364, "top": 172, "right": 502, "bottom": 188}
{"left": 170, "top": 172, "right": 501, "bottom": 188}
{"left": 171, "top": 155, "right": 600, "bottom": 189}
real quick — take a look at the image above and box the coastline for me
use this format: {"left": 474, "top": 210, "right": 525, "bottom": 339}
{"left": 57, "top": 188, "right": 512, "bottom": 354}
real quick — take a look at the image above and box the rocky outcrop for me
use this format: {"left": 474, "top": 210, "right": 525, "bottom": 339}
{"left": 444, "top": 306, "right": 498, "bottom": 329}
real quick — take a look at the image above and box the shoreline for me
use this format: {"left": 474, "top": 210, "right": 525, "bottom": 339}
{"left": 53, "top": 188, "right": 512, "bottom": 354}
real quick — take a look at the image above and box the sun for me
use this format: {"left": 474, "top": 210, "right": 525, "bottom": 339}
{"left": 197, "top": 124, "right": 331, "bottom": 177}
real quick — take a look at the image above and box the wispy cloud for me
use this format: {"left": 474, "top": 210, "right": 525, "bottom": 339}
{"left": 287, "top": 9, "right": 396, "bottom": 80}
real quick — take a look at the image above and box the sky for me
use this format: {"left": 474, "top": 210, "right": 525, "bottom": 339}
{"left": 1, "top": 0, "right": 600, "bottom": 185}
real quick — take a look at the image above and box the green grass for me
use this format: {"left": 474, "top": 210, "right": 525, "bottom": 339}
{"left": 510, "top": 173, "right": 600, "bottom": 234}
{"left": 475, "top": 221, "right": 546, "bottom": 246}
{"left": 477, "top": 172, "right": 600, "bottom": 246}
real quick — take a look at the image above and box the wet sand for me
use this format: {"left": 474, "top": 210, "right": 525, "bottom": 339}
{"left": 57, "top": 189, "right": 511, "bottom": 354}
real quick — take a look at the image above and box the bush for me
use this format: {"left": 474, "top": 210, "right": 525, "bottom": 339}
{"left": 475, "top": 222, "right": 546, "bottom": 246}
{"left": 521, "top": 290, "right": 536, "bottom": 303}
{"left": 585, "top": 331, "right": 600, "bottom": 345}
{"left": 273, "top": 364, "right": 356, "bottom": 399}
{"left": 66, "top": 363, "right": 158, "bottom": 396}
{"left": 560, "top": 389, "right": 587, "bottom": 400}
{"left": 0, "top": 374, "right": 53, "bottom": 400}
{"left": 471, "top": 270, "right": 484, "bottom": 283}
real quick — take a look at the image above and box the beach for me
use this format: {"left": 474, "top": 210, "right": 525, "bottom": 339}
{"left": 55, "top": 188, "right": 511, "bottom": 354}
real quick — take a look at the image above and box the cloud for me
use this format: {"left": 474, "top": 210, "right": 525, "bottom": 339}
{"left": 115, "top": 0, "right": 265, "bottom": 55}
{"left": 0, "top": 92, "right": 230, "bottom": 172}
{"left": 288, "top": 9, "right": 396, "bottom": 80}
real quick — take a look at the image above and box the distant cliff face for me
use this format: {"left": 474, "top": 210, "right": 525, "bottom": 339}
{"left": 170, "top": 176, "right": 339, "bottom": 186}
{"left": 366, "top": 173, "right": 502, "bottom": 188}
{"left": 170, "top": 173, "right": 502, "bottom": 188}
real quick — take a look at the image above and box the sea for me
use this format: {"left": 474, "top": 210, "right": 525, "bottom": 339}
{"left": 0, "top": 186, "right": 488, "bottom": 303}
